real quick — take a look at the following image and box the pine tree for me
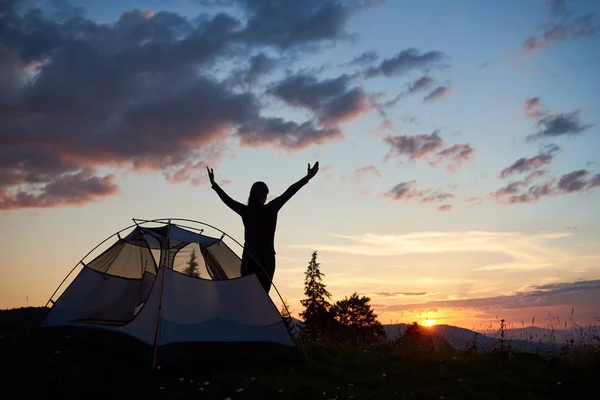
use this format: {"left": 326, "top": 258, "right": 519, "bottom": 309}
{"left": 299, "top": 251, "right": 332, "bottom": 339}
{"left": 280, "top": 298, "right": 296, "bottom": 337}
{"left": 183, "top": 248, "right": 200, "bottom": 278}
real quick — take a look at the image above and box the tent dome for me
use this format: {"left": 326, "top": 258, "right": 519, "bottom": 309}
{"left": 40, "top": 218, "right": 300, "bottom": 366}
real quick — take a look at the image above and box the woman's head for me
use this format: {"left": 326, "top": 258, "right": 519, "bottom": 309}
{"left": 248, "top": 181, "right": 269, "bottom": 206}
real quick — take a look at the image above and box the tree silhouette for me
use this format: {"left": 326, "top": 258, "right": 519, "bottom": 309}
{"left": 331, "top": 292, "right": 386, "bottom": 344}
{"left": 280, "top": 298, "right": 296, "bottom": 338}
{"left": 183, "top": 248, "right": 200, "bottom": 278}
{"left": 300, "top": 251, "right": 333, "bottom": 339}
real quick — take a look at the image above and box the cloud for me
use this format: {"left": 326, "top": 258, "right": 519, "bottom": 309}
{"left": 288, "top": 230, "right": 572, "bottom": 270}
{"left": 354, "top": 165, "right": 382, "bottom": 179}
{"left": 382, "top": 131, "right": 474, "bottom": 171}
{"left": 231, "top": 53, "right": 278, "bottom": 86}
{"left": 383, "top": 131, "right": 444, "bottom": 161}
{"left": 343, "top": 50, "right": 378, "bottom": 67}
{"left": 523, "top": 97, "right": 544, "bottom": 119}
{"left": 437, "top": 204, "right": 452, "bottom": 212}
{"left": 380, "top": 75, "right": 436, "bottom": 108}
{"left": 423, "top": 85, "right": 452, "bottom": 102}
{"left": 491, "top": 169, "right": 600, "bottom": 204}
{"left": 463, "top": 196, "right": 482, "bottom": 204}
{"left": 522, "top": 13, "right": 599, "bottom": 54}
{"left": 500, "top": 145, "right": 559, "bottom": 179}
{"left": 373, "top": 292, "right": 429, "bottom": 298}
{"left": 522, "top": 98, "right": 595, "bottom": 141}
{"left": 269, "top": 73, "right": 374, "bottom": 125}
{"left": 0, "top": 0, "right": 380, "bottom": 210}
{"left": 0, "top": 169, "right": 119, "bottom": 210}
{"left": 408, "top": 75, "right": 436, "bottom": 94}
{"left": 545, "top": 0, "right": 568, "bottom": 17}
{"left": 208, "top": 0, "right": 379, "bottom": 49}
{"left": 364, "top": 48, "right": 448, "bottom": 78}
{"left": 432, "top": 143, "right": 475, "bottom": 171}
{"left": 236, "top": 117, "right": 343, "bottom": 150}
{"left": 382, "top": 180, "right": 455, "bottom": 205}
{"left": 372, "top": 279, "right": 600, "bottom": 314}
{"left": 528, "top": 110, "right": 595, "bottom": 141}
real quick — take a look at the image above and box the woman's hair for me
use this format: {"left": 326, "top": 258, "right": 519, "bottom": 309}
{"left": 247, "top": 181, "right": 269, "bottom": 207}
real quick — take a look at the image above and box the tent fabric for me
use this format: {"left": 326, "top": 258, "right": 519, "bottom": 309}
{"left": 40, "top": 220, "right": 297, "bottom": 361}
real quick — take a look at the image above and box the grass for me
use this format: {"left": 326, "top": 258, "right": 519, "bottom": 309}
{"left": 2, "top": 307, "right": 598, "bottom": 399}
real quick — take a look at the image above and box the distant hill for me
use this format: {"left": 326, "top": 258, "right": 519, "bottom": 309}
{"left": 382, "top": 322, "right": 595, "bottom": 354}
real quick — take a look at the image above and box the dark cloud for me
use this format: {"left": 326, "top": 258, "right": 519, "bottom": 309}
{"left": 0, "top": 169, "right": 119, "bottom": 210}
{"left": 492, "top": 169, "right": 600, "bottom": 204}
{"left": 382, "top": 180, "right": 455, "bottom": 205}
{"left": 383, "top": 131, "right": 444, "bottom": 161}
{"left": 364, "top": 48, "right": 448, "bottom": 78}
{"left": 244, "top": 53, "right": 278, "bottom": 85}
{"left": 545, "top": 0, "right": 568, "bottom": 17}
{"left": 557, "top": 169, "right": 590, "bottom": 192}
{"left": 500, "top": 145, "right": 559, "bottom": 179}
{"left": 522, "top": 98, "right": 594, "bottom": 141}
{"left": 528, "top": 110, "right": 595, "bottom": 141}
{"left": 432, "top": 143, "right": 474, "bottom": 172}
{"left": 380, "top": 75, "right": 435, "bottom": 108}
{"left": 344, "top": 50, "right": 378, "bottom": 67}
{"left": 523, "top": 13, "right": 599, "bottom": 54}
{"left": 383, "top": 131, "right": 474, "bottom": 171}
{"left": 0, "top": 0, "right": 378, "bottom": 209}
{"left": 236, "top": 117, "right": 343, "bottom": 150}
{"left": 408, "top": 75, "right": 435, "bottom": 94}
{"left": 423, "top": 85, "right": 452, "bottom": 102}
{"left": 269, "top": 73, "right": 373, "bottom": 125}
{"left": 227, "top": 0, "right": 380, "bottom": 48}
{"left": 373, "top": 279, "right": 600, "bottom": 313}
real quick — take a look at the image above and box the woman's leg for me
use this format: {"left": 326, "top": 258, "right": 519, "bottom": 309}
{"left": 257, "top": 254, "right": 276, "bottom": 294}
{"left": 241, "top": 251, "right": 276, "bottom": 294}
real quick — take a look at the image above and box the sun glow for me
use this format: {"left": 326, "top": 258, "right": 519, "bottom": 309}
{"left": 423, "top": 319, "right": 436, "bottom": 327}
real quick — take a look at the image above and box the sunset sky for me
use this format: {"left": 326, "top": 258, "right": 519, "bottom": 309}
{"left": 1, "top": 0, "right": 599, "bottom": 331}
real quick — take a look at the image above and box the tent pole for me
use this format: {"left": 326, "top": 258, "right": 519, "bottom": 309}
{"left": 152, "top": 220, "right": 171, "bottom": 369}
{"left": 44, "top": 223, "right": 139, "bottom": 308}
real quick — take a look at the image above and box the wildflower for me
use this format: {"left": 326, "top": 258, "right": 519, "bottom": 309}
{"left": 198, "top": 388, "right": 204, "bottom": 392}
{"left": 251, "top": 376, "right": 256, "bottom": 382}
{"left": 204, "top": 381, "right": 210, "bottom": 385}
{"left": 557, "top": 382, "right": 562, "bottom": 386}
{"left": 382, "top": 373, "right": 387, "bottom": 378}
{"left": 159, "top": 387, "right": 165, "bottom": 390}
{"left": 179, "top": 377, "right": 184, "bottom": 381}
{"left": 279, "top": 389, "right": 284, "bottom": 393}
{"left": 236, "top": 388, "right": 244, "bottom": 393}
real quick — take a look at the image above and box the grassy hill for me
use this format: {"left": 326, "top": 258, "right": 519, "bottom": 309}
{"left": 1, "top": 307, "right": 598, "bottom": 399}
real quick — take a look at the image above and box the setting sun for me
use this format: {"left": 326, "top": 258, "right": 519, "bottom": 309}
{"left": 423, "top": 319, "right": 436, "bottom": 327}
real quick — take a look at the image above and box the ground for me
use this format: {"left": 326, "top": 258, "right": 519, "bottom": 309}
{"left": 1, "top": 307, "right": 597, "bottom": 399}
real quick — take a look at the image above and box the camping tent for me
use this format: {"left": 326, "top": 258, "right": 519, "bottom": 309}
{"left": 40, "top": 218, "right": 301, "bottom": 366}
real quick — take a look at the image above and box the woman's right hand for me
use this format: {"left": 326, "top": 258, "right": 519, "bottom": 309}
{"left": 207, "top": 167, "right": 215, "bottom": 185}
{"left": 306, "top": 161, "right": 319, "bottom": 180}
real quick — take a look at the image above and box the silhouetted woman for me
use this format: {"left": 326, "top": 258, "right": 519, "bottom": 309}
{"left": 207, "top": 162, "right": 319, "bottom": 293}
